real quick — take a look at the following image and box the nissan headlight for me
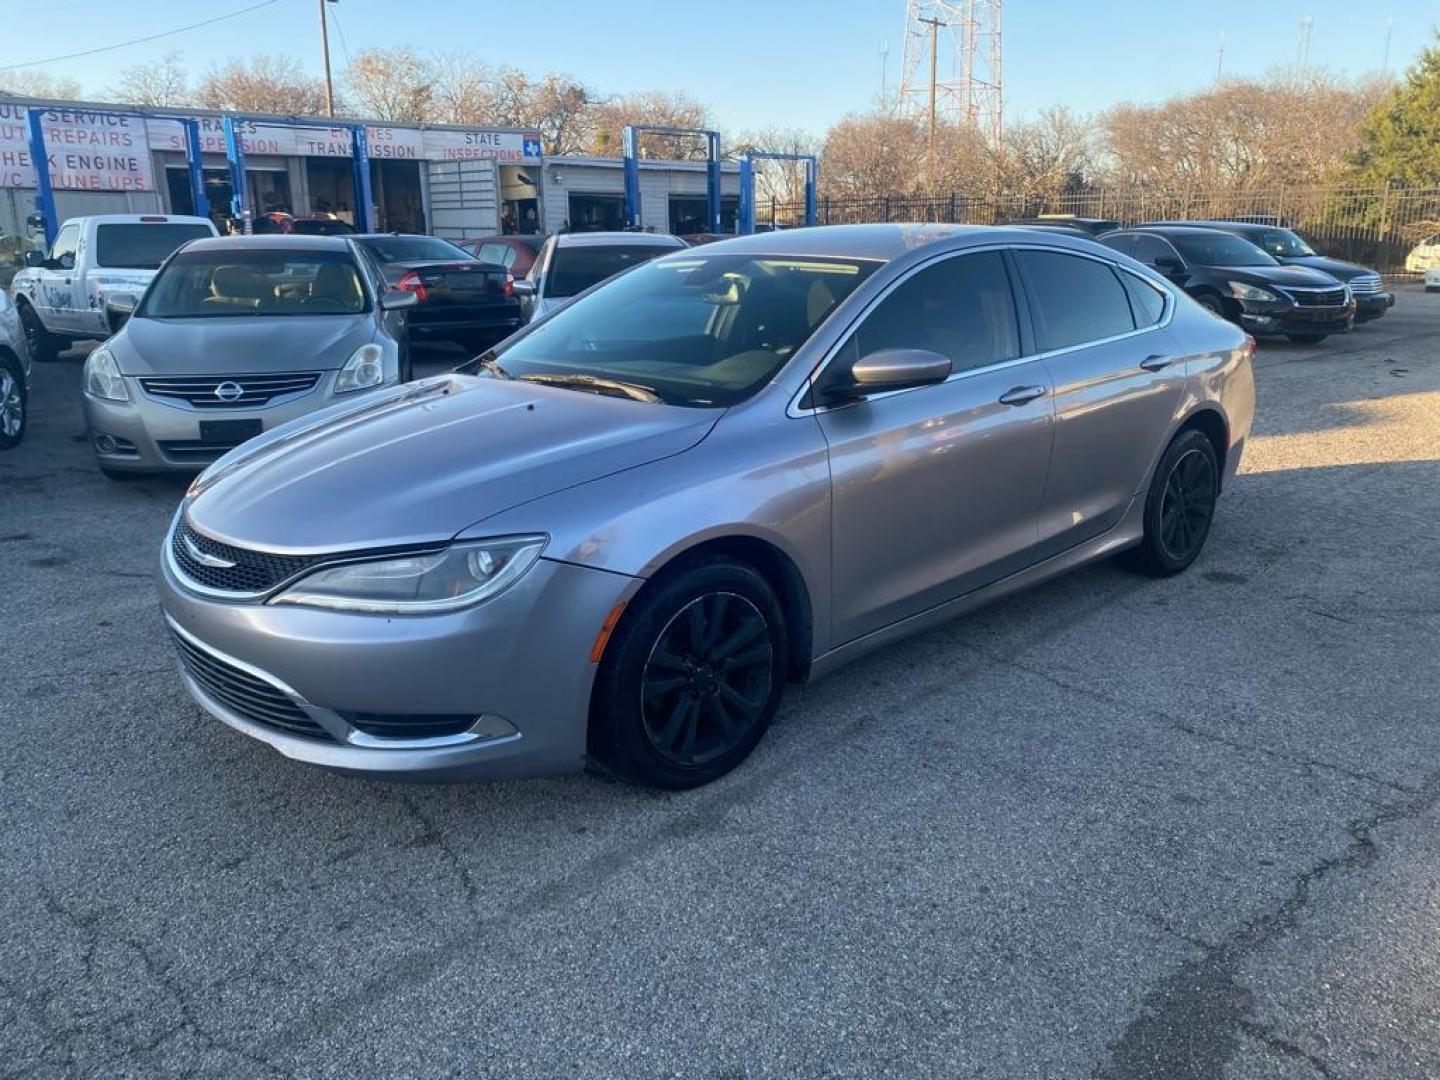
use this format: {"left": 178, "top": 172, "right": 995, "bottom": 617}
{"left": 83, "top": 346, "right": 129, "bottom": 401}
{"left": 334, "top": 343, "right": 386, "bottom": 394}
{"left": 1227, "top": 281, "right": 1281, "bottom": 302}
{"left": 271, "top": 536, "right": 547, "bottom": 614}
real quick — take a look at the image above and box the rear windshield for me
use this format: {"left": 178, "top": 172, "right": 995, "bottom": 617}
{"left": 94, "top": 223, "right": 214, "bottom": 269}
{"left": 359, "top": 236, "right": 473, "bottom": 263}
{"left": 547, "top": 244, "right": 679, "bottom": 298}
{"left": 140, "top": 250, "right": 369, "bottom": 318}
{"left": 1169, "top": 232, "right": 1278, "bottom": 267}
{"left": 1253, "top": 229, "right": 1317, "bottom": 258}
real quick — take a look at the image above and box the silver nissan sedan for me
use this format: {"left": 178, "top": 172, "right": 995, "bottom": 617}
{"left": 158, "top": 224, "right": 1255, "bottom": 789}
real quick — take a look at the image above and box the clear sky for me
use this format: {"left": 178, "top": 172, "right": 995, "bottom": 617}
{"left": 1, "top": 0, "right": 1431, "bottom": 134}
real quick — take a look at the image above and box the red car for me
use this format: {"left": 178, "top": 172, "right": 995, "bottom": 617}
{"left": 455, "top": 235, "right": 545, "bottom": 277}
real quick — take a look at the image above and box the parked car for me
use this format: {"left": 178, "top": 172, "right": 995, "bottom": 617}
{"left": 1145, "top": 220, "right": 1393, "bottom": 323}
{"left": 353, "top": 233, "right": 524, "bottom": 352}
{"left": 289, "top": 215, "right": 356, "bottom": 237}
{"left": 1007, "top": 215, "right": 1122, "bottom": 237}
{"left": 10, "top": 214, "right": 218, "bottom": 362}
{"left": 157, "top": 224, "right": 1254, "bottom": 789}
{"left": 1099, "top": 225, "right": 1353, "bottom": 343}
{"left": 519, "top": 232, "right": 687, "bottom": 320}
{"left": 0, "top": 287, "right": 31, "bottom": 449}
{"left": 1425, "top": 266, "right": 1440, "bottom": 292}
{"left": 1406, "top": 233, "right": 1440, "bottom": 273}
{"left": 83, "top": 235, "right": 415, "bottom": 478}
{"left": 455, "top": 235, "right": 544, "bottom": 277}
{"left": 1011, "top": 223, "right": 1093, "bottom": 239}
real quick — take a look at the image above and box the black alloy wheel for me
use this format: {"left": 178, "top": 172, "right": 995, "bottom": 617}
{"left": 640, "top": 591, "right": 774, "bottom": 769}
{"left": 19, "top": 304, "right": 59, "bottom": 364}
{"left": 1120, "top": 428, "right": 1220, "bottom": 578}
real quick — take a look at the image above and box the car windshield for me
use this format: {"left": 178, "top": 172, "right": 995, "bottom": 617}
{"left": 1169, "top": 232, "right": 1279, "bottom": 267}
{"left": 139, "top": 249, "right": 369, "bottom": 318}
{"left": 547, "top": 243, "right": 681, "bottom": 298}
{"left": 488, "top": 253, "right": 879, "bottom": 407}
{"left": 94, "top": 223, "right": 214, "bottom": 269}
{"left": 1253, "top": 228, "right": 1317, "bottom": 257}
{"left": 360, "top": 236, "right": 473, "bottom": 263}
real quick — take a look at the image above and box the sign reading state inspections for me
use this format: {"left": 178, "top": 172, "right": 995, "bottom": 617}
{"left": 1, "top": 105, "right": 542, "bottom": 191}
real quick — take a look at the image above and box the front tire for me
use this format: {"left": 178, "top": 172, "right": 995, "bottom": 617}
{"left": 589, "top": 557, "right": 788, "bottom": 789}
{"left": 0, "top": 353, "right": 26, "bottom": 449}
{"left": 17, "top": 303, "right": 60, "bottom": 364}
{"left": 1120, "top": 429, "right": 1220, "bottom": 578}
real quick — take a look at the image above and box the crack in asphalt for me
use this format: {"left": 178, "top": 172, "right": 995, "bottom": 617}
{"left": 1092, "top": 772, "right": 1440, "bottom": 1079}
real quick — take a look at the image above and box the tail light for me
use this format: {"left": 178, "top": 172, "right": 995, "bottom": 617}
{"left": 503, "top": 272, "right": 514, "bottom": 298}
{"left": 396, "top": 270, "right": 427, "bottom": 303}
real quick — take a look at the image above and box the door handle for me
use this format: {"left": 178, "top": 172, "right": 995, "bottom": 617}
{"left": 998, "top": 385, "right": 1046, "bottom": 406}
{"left": 1139, "top": 353, "right": 1174, "bottom": 371}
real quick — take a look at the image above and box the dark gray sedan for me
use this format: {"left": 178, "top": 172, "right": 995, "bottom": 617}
{"left": 159, "top": 225, "right": 1254, "bottom": 789}
{"left": 82, "top": 235, "right": 415, "bottom": 477}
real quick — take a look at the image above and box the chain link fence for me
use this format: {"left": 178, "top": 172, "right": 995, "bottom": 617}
{"left": 759, "top": 185, "right": 1440, "bottom": 278}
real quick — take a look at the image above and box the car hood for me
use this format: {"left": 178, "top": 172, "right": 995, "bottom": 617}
{"left": 1216, "top": 264, "right": 1342, "bottom": 288}
{"left": 1281, "top": 255, "right": 1370, "bottom": 281}
{"left": 184, "top": 375, "right": 720, "bottom": 552}
{"left": 115, "top": 315, "right": 375, "bottom": 376}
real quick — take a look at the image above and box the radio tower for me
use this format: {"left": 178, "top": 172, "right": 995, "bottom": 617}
{"left": 898, "top": 0, "right": 1003, "bottom": 147}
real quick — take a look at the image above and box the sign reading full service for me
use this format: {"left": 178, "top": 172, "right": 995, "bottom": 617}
{"left": 0, "top": 105, "right": 542, "bottom": 192}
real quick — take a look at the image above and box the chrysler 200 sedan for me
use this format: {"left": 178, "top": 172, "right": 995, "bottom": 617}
{"left": 158, "top": 224, "right": 1255, "bottom": 789}
{"left": 83, "top": 235, "right": 415, "bottom": 477}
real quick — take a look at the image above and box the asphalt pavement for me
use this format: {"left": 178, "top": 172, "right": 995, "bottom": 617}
{"left": 2, "top": 295, "right": 1438, "bottom": 1079}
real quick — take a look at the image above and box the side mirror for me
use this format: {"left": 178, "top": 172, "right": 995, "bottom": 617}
{"left": 824, "top": 347, "right": 952, "bottom": 403}
{"left": 57, "top": 252, "right": 75, "bottom": 271}
{"left": 23, "top": 249, "right": 45, "bottom": 268}
{"left": 511, "top": 279, "right": 536, "bottom": 297}
{"left": 105, "top": 293, "right": 138, "bottom": 332}
{"left": 380, "top": 288, "right": 419, "bottom": 311}
{"left": 1154, "top": 255, "right": 1183, "bottom": 273}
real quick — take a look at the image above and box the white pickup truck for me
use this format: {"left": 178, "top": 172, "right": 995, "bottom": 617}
{"left": 10, "top": 214, "right": 217, "bottom": 362}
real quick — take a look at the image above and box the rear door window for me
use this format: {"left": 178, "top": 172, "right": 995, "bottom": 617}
{"left": 1017, "top": 250, "right": 1136, "bottom": 350}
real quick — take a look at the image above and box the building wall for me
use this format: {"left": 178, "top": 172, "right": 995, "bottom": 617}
{"left": 541, "top": 159, "right": 741, "bottom": 234}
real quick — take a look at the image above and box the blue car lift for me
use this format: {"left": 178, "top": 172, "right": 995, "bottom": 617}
{"left": 220, "top": 117, "right": 373, "bottom": 234}
{"left": 622, "top": 124, "right": 722, "bottom": 233}
{"left": 27, "top": 108, "right": 209, "bottom": 248}
{"left": 738, "top": 152, "right": 817, "bottom": 234}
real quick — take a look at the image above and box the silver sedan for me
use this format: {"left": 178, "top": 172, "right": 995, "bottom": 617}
{"left": 158, "top": 224, "right": 1254, "bottom": 789}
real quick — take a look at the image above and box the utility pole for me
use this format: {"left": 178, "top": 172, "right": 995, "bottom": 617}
{"left": 1383, "top": 17, "right": 1394, "bottom": 73}
{"left": 920, "top": 14, "right": 945, "bottom": 157}
{"left": 318, "top": 0, "right": 335, "bottom": 117}
{"left": 880, "top": 41, "right": 890, "bottom": 108}
{"left": 1216, "top": 31, "right": 1225, "bottom": 80}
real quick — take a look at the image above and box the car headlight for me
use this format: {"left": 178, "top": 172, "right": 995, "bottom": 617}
{"left": 334, "top": 343, "right": 386, "bottom": 394}
{"left": 270, "top": 535, "right": 547, "bottom": 614}
{"left": 1227, "top": 281, "right": 1281, "bottom": 302}
{"left": 83, "top": 346, "right": 129, "bottom": 401}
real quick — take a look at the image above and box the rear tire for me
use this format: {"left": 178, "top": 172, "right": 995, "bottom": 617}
{"left": 0, "top": 353, "right": 26, "bottom": 450}
{"left": 589, "top": 556, "right": 788, "bottom": 789}
{"left": 18, "top": 303, "right": 60, "bottom": 364}
{"left": 1120, "top": 429, "right": 1220, "bottom": 578}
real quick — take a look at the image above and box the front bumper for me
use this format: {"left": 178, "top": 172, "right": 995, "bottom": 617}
{"left": 83, "top": 372, "right": 384, "bottom": 473}
{"left": 158, "top": 524, "right": 640, "bottom": 779}
{"left": 1236, "top": 298, "right": 1354, "bottom": 337}
{"left": 1353, "top": 293, "right": 1394, "bottom": 321}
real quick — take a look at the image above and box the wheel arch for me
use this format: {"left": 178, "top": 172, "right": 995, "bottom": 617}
{"left": 1175, "top": 405, "right": 1230, "bottom": 488}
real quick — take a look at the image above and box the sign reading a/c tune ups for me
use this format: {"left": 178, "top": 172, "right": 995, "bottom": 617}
{"left": 0, "top": 105, "right": 155, "bottom": 191}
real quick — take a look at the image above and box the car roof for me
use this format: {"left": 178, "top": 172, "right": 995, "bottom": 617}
{"left": 181, "top": 234, "right": 355, "bottom": 253}
{"left": 670, "top": 222, "right": 1105, "bottom": 262}
{"left": 1117, "top": 224, "right": 1239, "bottom": 237}
{"left": 1143, "top": 220, "right": 1273, "bottom": 234}
{"left": 66, "top": 214, "right": 213, "bottom": 227}
{"left": 552, "top": 231, "right": 687, "bottom": 248}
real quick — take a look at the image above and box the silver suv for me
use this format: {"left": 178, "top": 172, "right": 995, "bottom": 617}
{"left": 82, "top": 235, "right": 415, "bottom": 477}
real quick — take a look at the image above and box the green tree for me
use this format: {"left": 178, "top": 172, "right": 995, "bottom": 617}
{"left": 1351, "top": 34, "right": 1440, "bottom": 186}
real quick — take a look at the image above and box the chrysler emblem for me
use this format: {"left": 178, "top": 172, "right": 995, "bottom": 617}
{"left": 181, "top": 533, "right": 236, "bottom": 569}
{"left": 214, "top": 381, "right": 244, "bottom": 402}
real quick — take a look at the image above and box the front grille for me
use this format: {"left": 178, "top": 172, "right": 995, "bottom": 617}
{"left": 1280, "top": 286, "right": 1348, "bottom": 307}
{"left": 171, "top": 520, "right": 327, "bottom": 595}
{"left": 171, "top": 629, "right": 331, "bottom": 741}
{"left": 140, "top": 372, "right": 322, "bottom": 409}
{"left": 1349, "top": 276, "right": 1382, "bottom": 295}
{"left": 341, "top": 712, "right": 478, "bottom": 740}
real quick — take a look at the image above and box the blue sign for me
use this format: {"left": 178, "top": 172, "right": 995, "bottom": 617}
{"left": 523, "top": 138, "right": 542, "bottom": 158}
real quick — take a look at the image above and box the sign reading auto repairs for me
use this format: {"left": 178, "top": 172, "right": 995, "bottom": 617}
{"left": 0, "top": 105, "right": 155, "bottom": 191}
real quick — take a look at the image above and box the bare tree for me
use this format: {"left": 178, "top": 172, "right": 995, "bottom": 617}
{"left": 108, "top": 51, "right": 190, "bottom": 108}
{"left": 195, "top": 54, "right": 328, "bottom": 116}
{"left": 1002, "top": 106, "right": 1096, "bottom": 197}
{"left": 733, "top": 126, "right": 819, "bottom": 205}
{"left": 340, "top": 47, "right": 432, "bottom": 122}
{"left": 0, "top": 70, "right": 82, "bottom": 99}
{"left": 428, "top": 50, "right": 497, "bottom": 125}
{"left": 587, "top": 91, "right": 712, "bottom": 157}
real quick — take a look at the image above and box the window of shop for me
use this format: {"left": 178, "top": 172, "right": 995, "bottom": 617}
{"left": 566, "top": 193, "right": 625, "bottom": 233}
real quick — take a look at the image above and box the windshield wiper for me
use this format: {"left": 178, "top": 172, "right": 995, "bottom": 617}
{"left": 456, "top": 350, "right": 513, "bottom": 379}
{"left": 519, "top": 372, "right": 662, "bottom": 403}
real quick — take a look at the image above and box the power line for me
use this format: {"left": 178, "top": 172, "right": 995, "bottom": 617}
{"left": 0, "top": 0, "right": 280, "bottom": 72}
